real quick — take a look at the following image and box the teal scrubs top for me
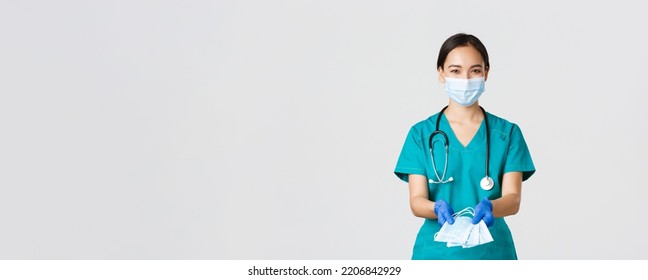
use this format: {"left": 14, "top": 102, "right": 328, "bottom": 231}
{"left": 394, "top": 111, "right": 536, "bottom": 260}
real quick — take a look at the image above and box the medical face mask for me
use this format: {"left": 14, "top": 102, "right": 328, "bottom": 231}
{"left": 443, "top": 76, "right": 485, "bottom": 107}
{"left": 433, "top": 207, "right": 494, "bottom": 248}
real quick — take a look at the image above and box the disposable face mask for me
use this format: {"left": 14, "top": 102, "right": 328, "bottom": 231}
{"left": 444, "top": 76, "right": 485, "bottom": 107}
{"left": 433, "top": 207, "right": 494, "bottom": 248}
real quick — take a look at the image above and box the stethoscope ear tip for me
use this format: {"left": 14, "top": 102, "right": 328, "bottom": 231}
{"left": 428, "top": 177, "right": 454, "bottom": 184}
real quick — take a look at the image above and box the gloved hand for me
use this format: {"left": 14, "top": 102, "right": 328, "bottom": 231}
{"left": 433, "top": 200, "right": 455, "bottom": 226}
{"left": 472, "top": 198, "right": 494, "bottom": 227}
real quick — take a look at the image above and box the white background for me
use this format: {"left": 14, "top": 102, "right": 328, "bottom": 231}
{"left": 1, "top": 0, "right": 647, "bottom": 259}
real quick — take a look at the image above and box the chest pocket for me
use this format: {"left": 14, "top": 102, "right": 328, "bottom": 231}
{"left": 488, "top": 129, "right": 509, "bottom": 175}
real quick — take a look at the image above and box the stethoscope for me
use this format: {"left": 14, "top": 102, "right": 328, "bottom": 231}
{"left": 428, "top": 105, "right": 494, "bottom": 191}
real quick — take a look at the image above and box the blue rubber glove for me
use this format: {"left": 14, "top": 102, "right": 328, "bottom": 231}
{"left": 433, "top": 200, "right": 455, "bottom": 226}
{"left": 472, "top": 198, "right": 494, "bottom": 227}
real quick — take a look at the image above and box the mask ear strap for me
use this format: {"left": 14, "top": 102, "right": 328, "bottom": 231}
{"left": 452, "top": 207, "right": 475, "bottom": 218}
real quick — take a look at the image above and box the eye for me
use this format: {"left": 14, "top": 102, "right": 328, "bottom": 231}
{"left": 450, "top": 69, "right": 459, "bottom": 74}
{"left": 471, "top": 69, "right": 482, "bottom": 74}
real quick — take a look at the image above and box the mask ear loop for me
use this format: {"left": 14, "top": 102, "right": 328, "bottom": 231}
{"left": 452, "top": 207, "right": 475, "bottom": 218}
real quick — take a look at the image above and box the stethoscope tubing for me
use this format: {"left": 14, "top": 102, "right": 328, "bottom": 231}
{"left": 428, "top": 106, "right": 492, "bottom": 189}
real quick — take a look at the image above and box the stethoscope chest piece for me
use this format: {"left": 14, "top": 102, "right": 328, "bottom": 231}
{"left": 480, "top": 176, "right": 494, "bottom": 191}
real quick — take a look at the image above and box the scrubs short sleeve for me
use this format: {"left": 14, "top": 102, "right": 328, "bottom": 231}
{"left": 504, "top": 124, "right": 536, "bottom": 181}
{"left": 394, "top": 126, "right": 427, "bottom": 183}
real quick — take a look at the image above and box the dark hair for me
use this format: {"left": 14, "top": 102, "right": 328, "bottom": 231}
{"left": 436, "top": 33, "right": 490, "bottom": 70}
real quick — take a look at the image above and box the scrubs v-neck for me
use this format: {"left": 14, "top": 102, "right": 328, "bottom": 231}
{"left": 394, "top": 111, "right": 536, "bottom": 260}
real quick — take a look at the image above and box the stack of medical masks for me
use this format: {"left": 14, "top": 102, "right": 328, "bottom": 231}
{"left": 433, "top": 207, "right": 494, "bottom": 248}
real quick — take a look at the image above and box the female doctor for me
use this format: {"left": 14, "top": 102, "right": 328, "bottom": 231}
{"left": 394, "top": 33, "right": 536, "bottom": 259}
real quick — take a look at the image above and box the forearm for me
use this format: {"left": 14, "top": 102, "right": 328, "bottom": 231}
{"left": 408, "top": 174, "right": 439, "bottom": 219}
{"left": 491, "top": 193, "right": 521, "bottom": 217}
{"left": 410, "top": 196, "right": 438, "bottom": 219}
{"left": 492, "top": 171, "right": 523, "bottom": 218}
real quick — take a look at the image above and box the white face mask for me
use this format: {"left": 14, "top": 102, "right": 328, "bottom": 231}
{"left": 443, "top": 76, "right": 486, "bottom": 107}
{"left": 433, "top": 207, "right": 494, "bottom": 248}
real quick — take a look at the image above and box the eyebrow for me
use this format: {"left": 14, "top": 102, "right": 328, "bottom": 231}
{"left": 448, "top": 64, "right": 483, "bottom": 68}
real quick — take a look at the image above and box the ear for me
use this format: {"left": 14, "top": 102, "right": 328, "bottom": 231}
{"left": 484, "top": 66, "right": 489, "bottom": 81}
{"left": 438, "top": 67, "right": 445, "bottom": 83}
